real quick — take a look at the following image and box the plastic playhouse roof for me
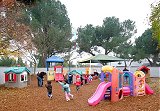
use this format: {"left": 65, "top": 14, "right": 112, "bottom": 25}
{"left": 69, "top": 70, "right": 83, "bottom": 75}
{"left": 138, "top": 66, "right": 150, "bottom": 71}
{"left": 4, "top": 67, "right": 30, "bottom": 74}
{"left": 46, "top": 56, "right": 64, "bottom": 63}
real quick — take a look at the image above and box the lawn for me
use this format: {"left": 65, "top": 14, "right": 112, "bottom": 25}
{"left": 0, "top": 75, "right": 159, "bottom": 111}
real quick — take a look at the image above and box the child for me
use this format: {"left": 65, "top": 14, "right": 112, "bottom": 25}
{"left": 88, "top": 74, "right": 93, "bottom": 83}
{"left": 58, "top": 80, "right": 73, "bottom": 101}
{"left": 84, "top": 74, "right": 88, "bottom": 84}
{"left": 80, "top": 75, "right": 84, "bottom": 86}
{"left": 37, "top": 72, "right": 42, "bottom": 87}
{"left": 68, "top": 74, "right": 73, "bottom": 84}
{"left": 75, "top": 78, "right": 82, "bottom": 92}
{"left": 45, "top": 81, "right": 53, "bottom": 99}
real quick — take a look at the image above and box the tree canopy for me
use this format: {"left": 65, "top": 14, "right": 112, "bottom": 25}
{"left": 77, "top": 16, "right": 136, "bottom": 55}
{"left": 0, "top": 0, "right": 72, "bottom": 67}
{"left": 150, "top": 1, "right": 160, "bottom": 48}
{"left": 77, "top": 24, "right": 96, "bottom": 55}
{"left": 22, "top": 0, "right": 72, "bottom": 67}
{"left": 0, "top": 0, "right": 33, "bottom": 56}
{"left": 0, "top": 56, "right": 25, "bottom": 67}
{"left": 134, "top": 29, "right": 159, "bottom": 66}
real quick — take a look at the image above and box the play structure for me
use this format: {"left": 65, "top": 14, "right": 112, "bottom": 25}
{"left": 138, "top": 66, "right": 150, "bottom": 82}
{"left": 47, "top": 70, "right": 54, "bottom": 81}
{"left": 88, "top": 65, "right": 154, "bottom": 106}
{"left": 54, "top": 65, "right": 64, "bottom": 81}
{"left": 4, "top": 67, "right": 30, "bottom": 88}
{"left": 68, "top": 70, "right": 83, "bottom": 84}
{"left": 47, "top": 65, "right": 64, "bottom": 81}
{"left": 86, "top": 67, "right": 91, "bottom": 75}
{"left": 46, "top": 56, "right": 64, "bottom": 81}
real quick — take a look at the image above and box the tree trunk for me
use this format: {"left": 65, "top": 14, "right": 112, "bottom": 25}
{"left": 146, "top": 58, "right": 153, "bottom": 66}
{"left": 152, "top": 54, "right": 159, "bottom": 66}
{"left": 89, "top": 51, "right": 95, "bottom": 56}
{"left": 33, "top": 61, "right": 37, "bottom": 74}
{"left": 41, "top": 52, "right": 47, "bottom": 67}
{"left": 105, "top": 50, "right": 111, "bottom": 55}
{"left": 124, "top": 59, "right": 127, "bottom": 67}
{"left": 129, "top": 59, "right": 134, "bottom": 66}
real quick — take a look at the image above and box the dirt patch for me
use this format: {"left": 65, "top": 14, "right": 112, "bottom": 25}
{"left": 0, "top": 75, "right": 159, "bottom": 111}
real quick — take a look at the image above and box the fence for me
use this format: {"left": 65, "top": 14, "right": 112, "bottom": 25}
{"left": 0, "top": 66, "right": 159, "bottom": 85}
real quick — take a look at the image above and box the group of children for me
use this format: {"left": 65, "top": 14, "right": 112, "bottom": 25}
{"left": 68, "top": 74, "right": 93, "bottom": 85}
{"left": 44, "top": 74, "right": 94, "bottom": 101}
{"left": 45, "top": 80, "right": 74, "bottom": 101}
{"left": 75, "top": 74, "right": 93, "bottom": 91}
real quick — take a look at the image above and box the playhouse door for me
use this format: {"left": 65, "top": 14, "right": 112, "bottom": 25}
{"left": 54, "top": 66, "right": 64, "bottom": 81}
{"left": 47, "top": 70, "right": 54, "bottom": 81}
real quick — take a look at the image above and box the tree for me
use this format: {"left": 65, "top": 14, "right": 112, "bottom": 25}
{"left": 102, "top": 17, "right": 136, "bottom": 54}
{"left": 0, "top": 0, "right": 42, "bottom": 75}
{"left": 0, "top": 0, "right": 42, "bottom": 76}
{"left": 77, "top": 16, "right": 136, "bottom": 55}
{"left": 0, "top": 56, "right": 16, "bottom": 66}
{"left": 77, "top": 24, "right": 96, "bottom": 55}
{"left": 0, "top": 0, "right": 33, "bottom": 56}
{"left": 17, "top": 57, "right": 25, "bottom": 66}
{"left": 23, "top": 0, "right": 72, "bottom": 67}
{"left": 134, "top": 29, "right": 159, "bottom": 66}
{"left": 150, "top": 1, "right": 160, "bottom": 48}
{"left": 16, "top": 0, "right": 41, "bottom": 5}
{"left": 113, "top": 41, "right": 134, "bottom": 67}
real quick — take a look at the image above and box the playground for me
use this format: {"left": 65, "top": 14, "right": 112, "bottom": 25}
{"left": 0, "top": 74, "right": 159, "bottom": 111}
{"left": 0, "top": 1, "right": 159, "bottom": 110}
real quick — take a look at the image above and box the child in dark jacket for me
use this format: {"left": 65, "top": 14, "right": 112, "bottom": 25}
{"left": 45, "top": 81, "right": 52, "bottom": 99}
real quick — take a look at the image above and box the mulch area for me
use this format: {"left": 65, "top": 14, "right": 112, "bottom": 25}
{"left": 0, "top": 75, "right": 159, "bottom": 111}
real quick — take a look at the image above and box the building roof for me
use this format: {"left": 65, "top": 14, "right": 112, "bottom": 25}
{"left": 4, "top": 67, "right": 30, "bottom": 74}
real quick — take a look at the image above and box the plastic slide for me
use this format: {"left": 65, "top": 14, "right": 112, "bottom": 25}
{"left": 88, "top": 82, "right": 111, "bottom": 106}
{"left": 145, "top": 83, "right": 154, "bottom": 95}
{"left": 123, "top": 86, "right": 130, "bottom": 96}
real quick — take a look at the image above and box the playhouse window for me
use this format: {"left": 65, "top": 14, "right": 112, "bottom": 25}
{"left": 137, "top": 74, "right": 141, "bottom": 77}
{"left": 9, "top": 73, "right": 14, "bottom": 82}
{"left": 56, "top": 68, "right": 62, "bottom": 73}
{"left": 20, "top": 72, "right": 28, "bottom": 82}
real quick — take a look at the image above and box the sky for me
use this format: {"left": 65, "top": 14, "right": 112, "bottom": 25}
{"left": 59, "top": 0, "right": 158, "bottom": 38}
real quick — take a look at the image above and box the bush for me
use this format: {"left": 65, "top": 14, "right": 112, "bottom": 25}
{"left": 0, "top": 56, "right": 25, "bottom": 67}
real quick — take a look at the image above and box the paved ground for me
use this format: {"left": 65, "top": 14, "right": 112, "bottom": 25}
{"left": 0, "top": 75, "right": 159, "bottom": 111}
